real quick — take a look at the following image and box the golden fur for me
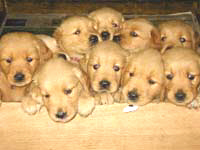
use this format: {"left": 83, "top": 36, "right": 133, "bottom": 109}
{"left": 22, "top": 55, "right": 95, "bottom": 123}
{"left": 88, "top": 7, "right": 124, "bottom": 42}
{"left": 0, "top": 32, "right": 52, "bottom": 102}
{"left": 162, "top": 47, "right": 200, "bottom": 107}
{"left": 118, "top": 49, "right": 164, "bottom": 105}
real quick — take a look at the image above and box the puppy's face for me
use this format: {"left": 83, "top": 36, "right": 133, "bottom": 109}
{"left": 0, "top": 32, "right": 52, "bottom": 86}
{"left": 35, "top": 58, "right": 83, "bottom": 123}
{"left": 89, "top": 7, "right": 124, "bottom": 42}
{"left": 122, "top": 49, "right": 164, "bottom": 105}
{"left": 53, "top": 16, "right": 99, "bottom": 60}
{"left": 119, "top": 18, "right": 161, "bottom": 52}
{"left": 86, "top": 41, "right": 127, "bottom": 93}
{"left": 163, "top": 48, "right": 200, "bottom": 106}
{"left": 159, "top": 20, "right": 196, "bottom": 53}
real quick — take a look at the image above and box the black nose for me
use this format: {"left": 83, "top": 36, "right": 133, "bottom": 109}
{"left": 89, "top": 35, "right": 98, "bottom": 45}
{"left": 101, "top": 31, "right": 110, "bottom": 41}
{"left": 99, "top": 80, "right": 110, "bottom": 89}
{"left": 175, "top": 90, "right": 186, "bottom": 102}
{"left": 14, "top": 73, "right": 25, "bottom": 82}
{"left": 55, "top": 110, "right": 67, "bottom": 119}
{"left": 128, "top": 90, "right": 139, "bottom": 102}
{"left": 113, "top": 35, "right": 121, "bottom": 43}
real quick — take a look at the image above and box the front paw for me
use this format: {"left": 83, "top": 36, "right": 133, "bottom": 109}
{"left": 187, "top": 100, "right": 200, "bottom": 109}
{"left": 95, "top": 93, "right": 114, "bottom": 105}
{"left": 21, "top": 96, "right": 42, "bottom": 115}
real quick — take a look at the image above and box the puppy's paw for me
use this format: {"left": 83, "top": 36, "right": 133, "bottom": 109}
{"left": 78, "top": 92, "right": 95, "bottom": 117}
{"left": 187, "top": 100, "right": 200, "bottom": 110}
{"left": 95, "top": 93, "right": 114, "bottom": 105}
{"left": 0, "top": 100, "right": 2, "bottom": 107}
{"left": 21, "top": 96, "right": 42, "bottom": 115}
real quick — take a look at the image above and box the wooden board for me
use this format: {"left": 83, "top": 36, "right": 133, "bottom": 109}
{"left": 0, "top": 102, "right": 200, "bottom": 150}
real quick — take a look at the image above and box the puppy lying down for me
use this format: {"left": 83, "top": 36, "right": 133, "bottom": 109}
{"left": 22, "top": 55, "right": 95, "bottom": 123}
{"left": 81, "top": 41, "right": 128, "bottom": 105}
{"left": 162, "top": 47, "right": 200, "bottom": 108}
{"left": 117, "top": 48, "right": 164, "bottom": 106}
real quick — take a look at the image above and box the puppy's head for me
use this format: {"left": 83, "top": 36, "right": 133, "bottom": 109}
{"left": 119, "top": 18, "right": 161, "bottom": 52}
{"left": 32, "top": 57, "right": 92, "bottom": 123}
{"left": 163, "top": 48, "right": 200, "bottom": 106}
{"left": 122, "top": 49, "right": 164, "bottom": 106}
{"left": 0, "top": 32, "right": 52, "bottom": 86}
{"left": 84, "top": 41, "right": 128, "bottom": 93}
{"left": 53, "top": 16, "right": 99, "bottom": 61}
{"left": 89, "top": 7, "right": 124, "bottom": 42}
{"left": 159, "top": 20, "right": 197, "bottom": 53}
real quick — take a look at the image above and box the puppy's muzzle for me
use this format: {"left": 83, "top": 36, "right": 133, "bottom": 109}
{"left": 14, "top": 72, "right": 25, "bottom": 82}
{"left": 101, "top": 31, "right": 110, "bottom": 41}
{"left": 55, "top": 108, "right": 67, "bottom": 119}
{"left": 175, "top": 90, "right": 186, "bottom": 102}
{"left": 89, "top": 35, "right": 98, "bottom": 45}
{"left": 99, "top": 80, "right": 110, "bottom": 89}
{"left": 128, "top": 89, "right": 139, "bottom": 102}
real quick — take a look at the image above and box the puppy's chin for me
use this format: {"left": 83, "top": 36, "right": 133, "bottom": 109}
{"left": 126, "top": 96, "right": 153, "bottom": 106}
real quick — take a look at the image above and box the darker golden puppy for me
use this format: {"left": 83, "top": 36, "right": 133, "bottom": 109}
{"left": 119, "top": 18, "right": 161, "bottom": 52}
{"left": 81, "top": 41, "right": 128, "bottom": 104}
{"left": 53, "top": 16, "right": 99, "bottom": 62}
{"left": 162, "top": 47, "right": 200, "bottom": 107}
{"left": 119, "top": 49, "right": 164, "bottom": 106}
{"left": 0, "top": 32, "right": 52, "bottom": 102}
{"left": 22, "top": 55, "right": 95, "bottom": 123}
{"left": 88, "top": 7, "right": 124, "bottom": 42}
{"left": 159, "top": 20, "right": 197, "bottom": 53}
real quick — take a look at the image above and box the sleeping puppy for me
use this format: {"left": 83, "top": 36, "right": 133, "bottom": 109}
{"left": 158, "top": 20, "right": 197, "bottom": 53}
{"left": 22, "top": 55, "right": 95, "bottom": 123}
{"left": 162, "top": 47, "right": 200, "bottom": 107}
{"left": 0, "top": 32, "right": 52, "bottom": 102}
{"left": 119, "top": 18, "right": 161, "bottom": 52}
{"left": 118, "top": 49, "right": 164, "bottom": 106}
{"left": 88, "top": 7, "right": 124, "bottom": 42}
{"left": 53, "top": 16, "right": 99, "bottom": 63}
{"left": 81, "top": 41, "right": 128, "bottom": 105}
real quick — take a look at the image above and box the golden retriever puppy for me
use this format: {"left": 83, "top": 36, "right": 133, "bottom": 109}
{"left": 0, "top": 32, "right": 52, "bottom": 102}
{"left": 119, "top": 18, "right": 161, "bottom": 52}
{"left": 162, "top": 47, "right": 200, "bottom": 107}
{"left": 118, "top": 49, "right": 164, "bottom": 106}
{"left": 159, "top": 20, "right": 197, "bottom": 53}
{"left": 88, "top": 7, "right": 124, "bottom": 42}
{"left": 22, "top": 55, "right": 95, "bottom": 123}
{"left": 81, "top": 41, "right": 128, "bottom": 105}
{"left": 53, "top": 16, "right": 99, "bottom": 62}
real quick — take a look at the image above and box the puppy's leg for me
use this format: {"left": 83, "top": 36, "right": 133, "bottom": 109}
{"left": 95, "top": 93, "right": 114, "bottom": 105}
{"left": 187, "top": 87, "right": 200, "bottom": 109}
{"left": 78, "top": 91, "right": 95, "bottom": 117}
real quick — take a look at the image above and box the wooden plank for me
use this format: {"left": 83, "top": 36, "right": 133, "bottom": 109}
{"left": 0, "top": 102, "right": 200, "bottom": 150}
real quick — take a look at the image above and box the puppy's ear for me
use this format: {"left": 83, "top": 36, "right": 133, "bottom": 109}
{"left": 79, "top": 53, "right": 90, "bottom": 73}
{"left": 53, "top": 27, "right": 63, "bottom": 41}
{"left": 35, "top": 38, "right": 53, "bottom": 64}
{"left": 194, "top": 31, "right": 200, "bottom": 51}
{"left": 150, "top": 28, "right": 162, "bottom": 50}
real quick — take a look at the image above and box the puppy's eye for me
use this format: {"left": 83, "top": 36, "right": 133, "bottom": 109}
{"left": 188, "top": 74, "right": 195, "bottom": 80}
{"left": 64, "top": 89, "right": 72, "bottom": 95}
{"left": 113, "top": 65, "right": 120, "bottom": 72}
{"left": 161, "top": 36, "right": 167, "bottom": 42}
{"left": 26, "top": 57, "right": 33, "bottom": 62}
{"left": 166, "top": 74, "right": 173, "bottom": 80}
{"left": 130, "top": 31, "right": 138, "bottom": 37}
{"left": 129, "top": 72, "right": 134, "bottom": 77}
{"left": 44, "top": 94, "right": 50, "bottom": 98}
{"left": 93, "top": 64, "right": 100, "bottom": 70}
{"left": 112, "top": 23, "right": 118, "bottom": 28}
{"left": 74, "top": 29, "right": 81, "bottom": 35}
{"left": 148, "top": 79, "right": 156, "bottom": 85}
{"left": 180, "top": 37, "right": 186, "bottom": 43}
{"left": 6, "top": 58, "right": 12, "bottom": 63}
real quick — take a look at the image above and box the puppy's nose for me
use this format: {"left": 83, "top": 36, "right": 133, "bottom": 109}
{"left": 55, "top": 109, "right": 67, "bottom": 119}
{"left": 101, "top": 31, "right": 110, "bottom": 41}
{"left": 128, "top": 90, "right": 139, "bottom": 102}
{"left": 89, "top": 35, "right": 98, "bottom": 45}
{"left": 99, "top": 80, "right": 110, "bottom": 89}
{"left": 14, "top": 73, "right": 25, "bottom": 82}
{"left": 113, "top": 35, "right": 121, "bottom": 43}
{"left": 175, "top": 90, "right": 186, "bottom": 102}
